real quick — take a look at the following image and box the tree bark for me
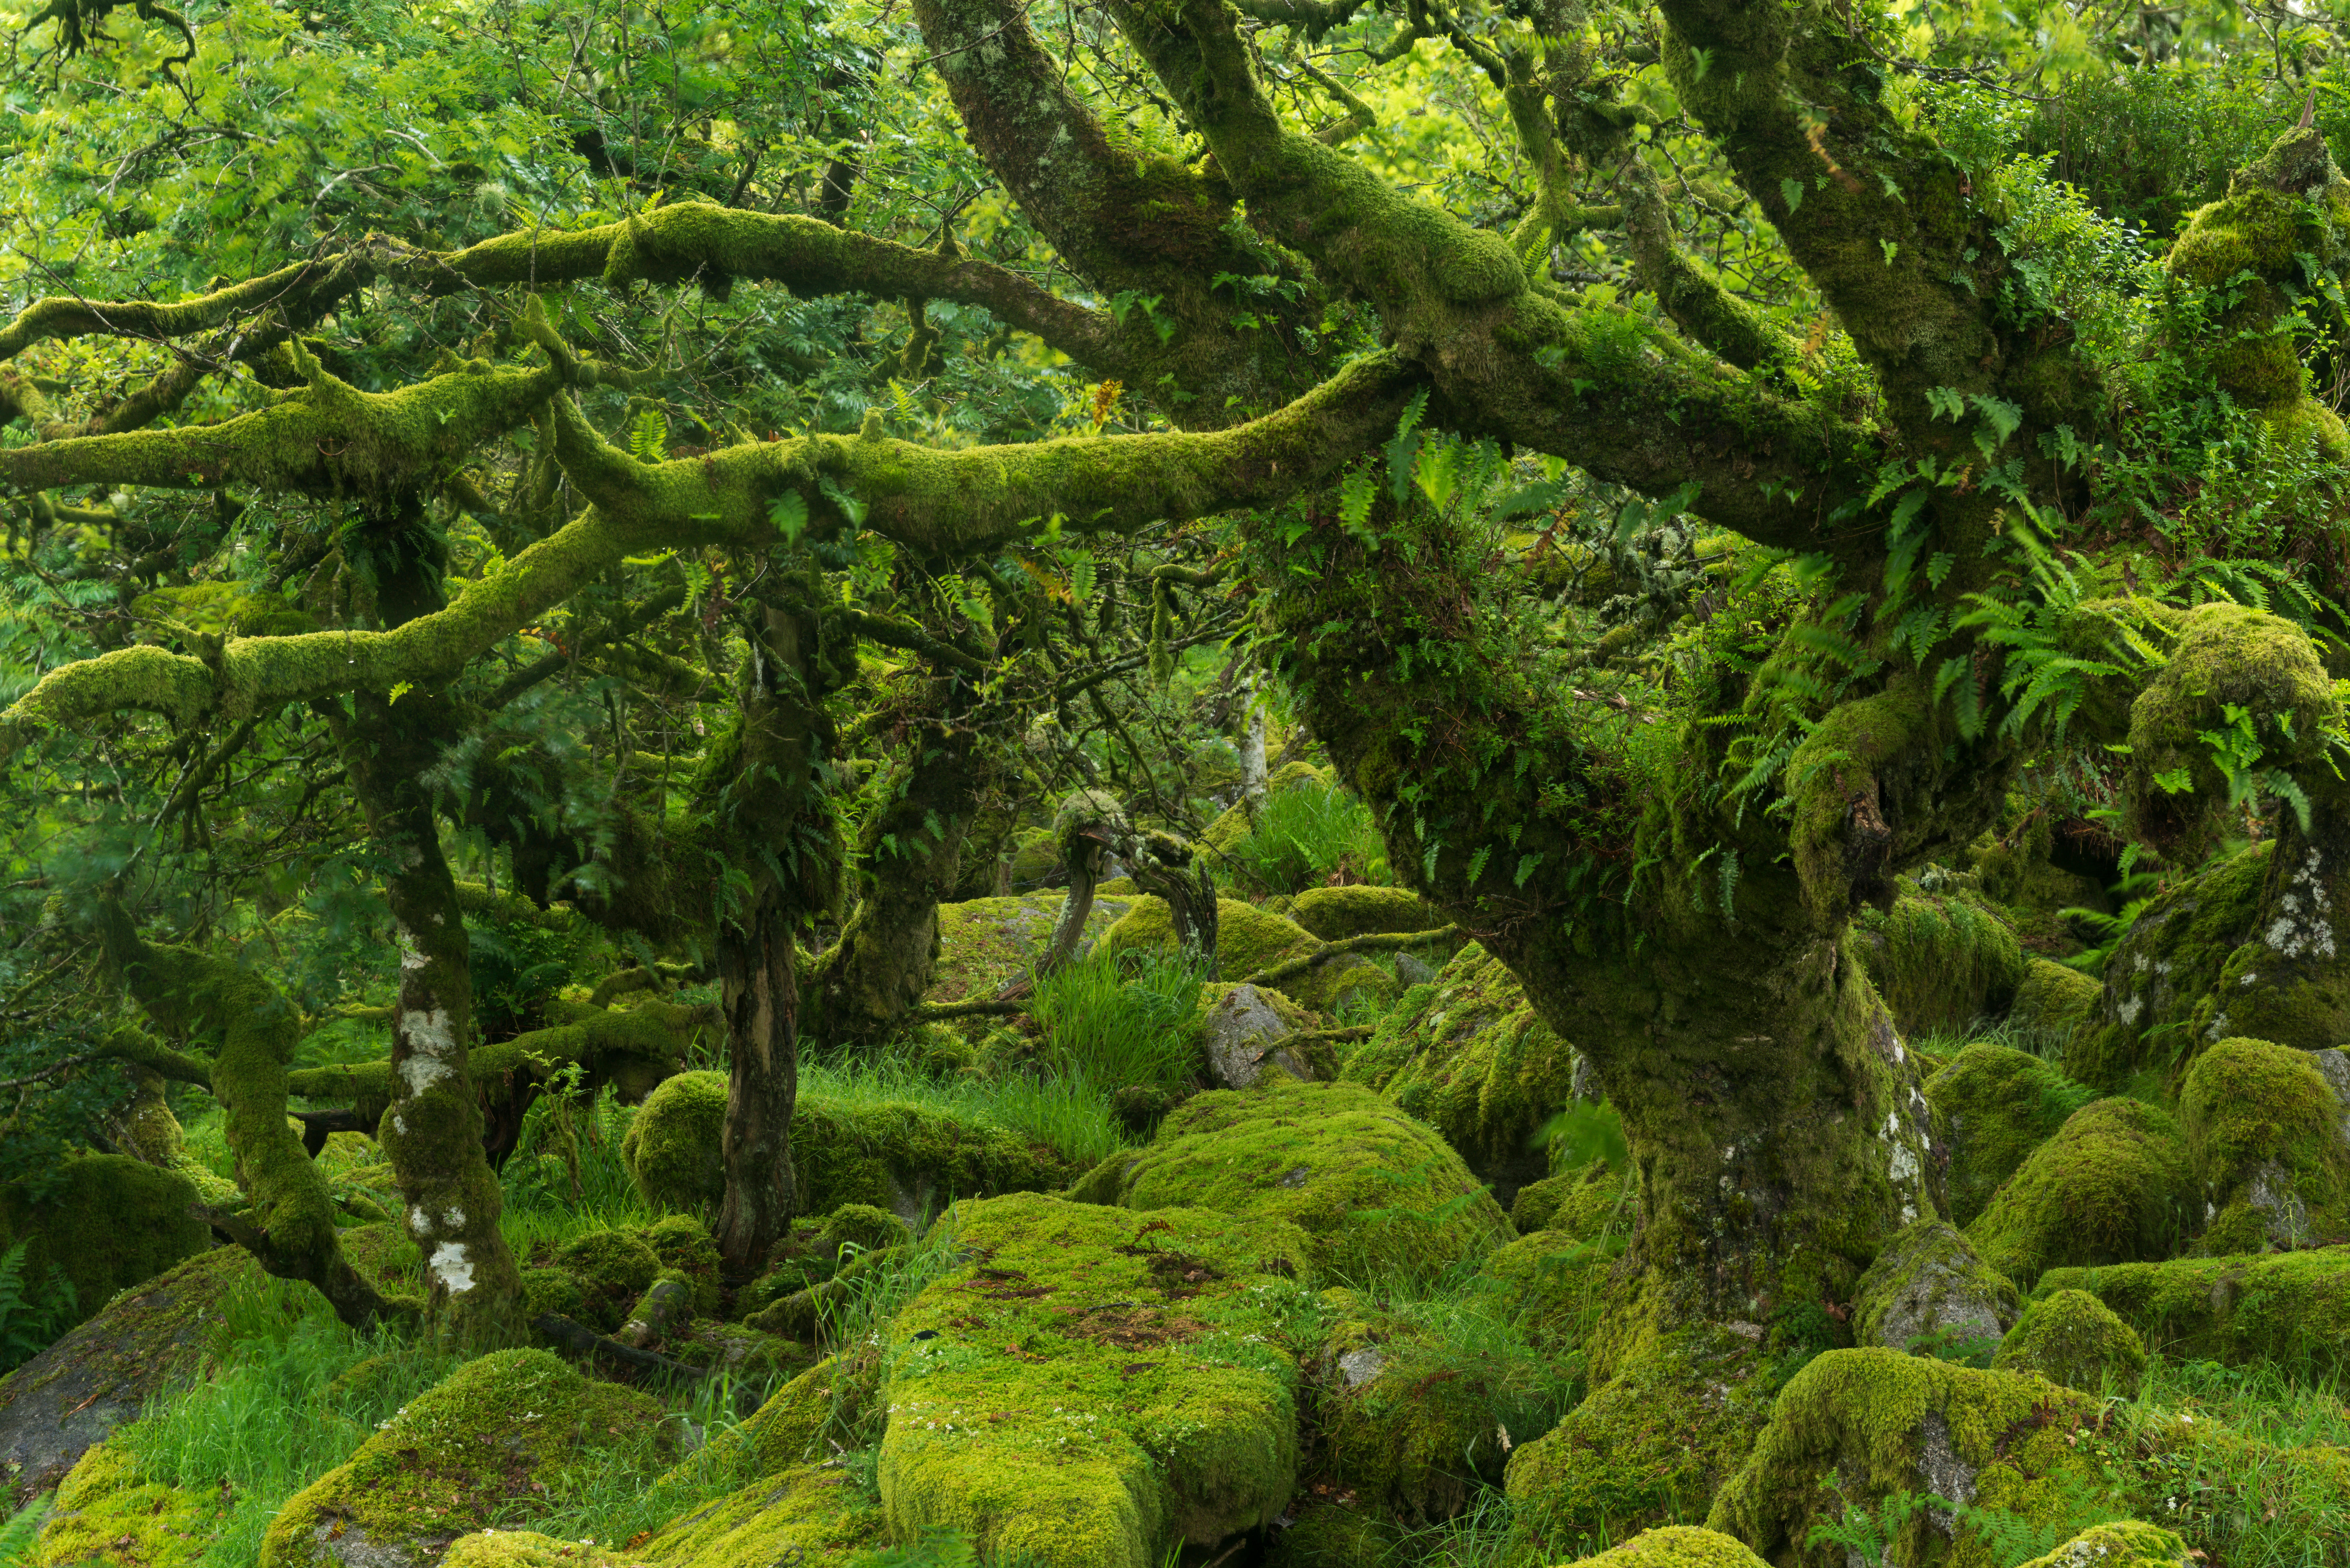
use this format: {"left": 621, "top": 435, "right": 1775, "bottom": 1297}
{"left": 717, "top": 884, "right": 801, "bottom": 1278}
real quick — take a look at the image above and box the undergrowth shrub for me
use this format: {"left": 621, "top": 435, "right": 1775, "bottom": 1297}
{"left": 1223, "top": 777, "right": 1389, "bottom": 893}
{"left": 1029, "top": 947, "right": 1203, "bottom": 1093}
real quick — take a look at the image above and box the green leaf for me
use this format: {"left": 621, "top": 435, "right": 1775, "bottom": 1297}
{"left": 770, "top": 491, "right": 809, "bottom": 544}
{"left": 1780, "top": 177, "right": 1804, "bottom": 214}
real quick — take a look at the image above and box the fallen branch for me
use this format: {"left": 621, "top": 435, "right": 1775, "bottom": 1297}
{"left": 911, "top": 997, "right": 1027, "bottom": 1021}
{"left": 533, "top": 1311, "right": 710, "bottom": 1384}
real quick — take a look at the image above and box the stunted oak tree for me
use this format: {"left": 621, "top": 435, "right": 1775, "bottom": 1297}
{"left": 4, "top": 0, "right": 2347, "bottom": 1431}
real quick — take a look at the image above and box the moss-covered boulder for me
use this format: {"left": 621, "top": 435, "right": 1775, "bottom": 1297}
{"left": 1285, "top": 886, "right": 1444, "bottom": 943}
{"left": 1923, "top": 1044, "right": 2097, "bottom": 1227}
{"left": 623, "top": 1070, "right": 1077, "bottom": 1229}
{"left": 2008, "top": 959, "right": 2104, "bottom": 1049}
{"left": 1195, "top": 981, "right": 1321, "bottom": 1089}
{"left": 1100, "top": 896, "right": 1394, "bottom": 1014}
{"left": 550, "top": 1227, "right": 662, "bottom": 1333}
{"left": 1992, "top": 1288, "right": 2147, "bottom": 1396}
{"left": 0, "top": 1246, "right": 266, "bottom": 1504}
{"left": 1511, "top": 1163, "right": 1625, "bottom": 1238}
{"left": 1311, "top": 1289, "right": 1518, "bottom": 1526}
{"left": 875, "top": 1191, "right": 1319, "bottom": 1568}
{"left": 1964, "top": 1097, "right": 2193, "bottom": 1286}
{"left": 1479, "top": 1226, "right": 1621, "bottom": 1352}
{"left": 0, "top": 1153, "right": 212, "bottom": 1336}
{"left": 1503, "top": 1327, "right": 1777, "bottom": 1558}
{"left": 2035, "top": 1245, "right": 2350, "bottom": 1374}
{"left": 2066, "top": 842, "right": 2269, "bottom": 1089}
{"left": 259, "top": 1349, "right": 678, "bottom": 1568}
{"left": 1079, "top": 1079, "right": 1512, "bottom": 1275}
{"left": 1559, "top": 1528, "right": 1773, "bottom": 1567}
{"left": 1852, "top": 1219, "right": 2020, "bottom": 1359}
{"left": 30, "top": 1441, "right": 210, "bottom": 1568}
{"left": 1345, "top": 941, "right": 1577, "bottom": 1205}
{"left": 2015, "top": 1522, "right": 2191, "bottom": 1568}
{"left": 926, "top": 892, "right": 1139, "bottom": 1002}
{"left": 2178, "top": 1036, "right": 2350, "bottom": 1252}
{"left": 1705, "top": 1350, "right": 2107, "bottom": 1566}
{"left": 1854, "top": 880, "right": 2028, "bottom": 1037}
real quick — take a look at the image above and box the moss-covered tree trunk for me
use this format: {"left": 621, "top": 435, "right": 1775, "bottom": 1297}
{"left": 807, "top": 671, "right": 989, "bottom": 1046}
{"left": 713, "top": 599, "right": 841, "bottom": 1276}
{"left": 338, "top": 683, "right": 525, "bottom": 1343}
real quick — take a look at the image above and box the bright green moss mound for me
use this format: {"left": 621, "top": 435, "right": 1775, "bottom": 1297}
{"left": 875, "top": 1191, "right": 1320, "bottom": 1568}
{"left": 1346, "top": 941, "right": 1577, "bottom": 1203}
{"left": 2066, "top": 843, "right": 2269, "bottom": 1089}
{"left": 258, "top": 1349, "right": 676, "bottom": 1568}
{"left": 1855, "top": 882, "right": 2027, "bottom": 1037}
{"left": 1100, "top": 895, "right": 1394, "bottom": 1013}
{"left": 1705, "top": 1350, "right": 2105, "bottom": 1567}
{"left": 552, "top": 1225, "right": 662, "bottom": 1332}
{"left": 2008, "top": 959, "right": 2103, "bottom": 1049}
{"left": 1479, "top": 1226, "right": 1619, "bottom": 1352}
{"left": 1312, "top": 1288, "right": 1515, "bottom": 1526}
{"left": 1512, "top": 1163, "right": 1625, "bottom": 1238}
{"left": 626, "top": 1462, "right": 885, "bottom": 1567}
{"left": 2179, "top": 1037, "right": 2350, "bottom": 1250}
{"left": 0, "top": 1153, "right": 212, "bottom": 1334}
{"left": 1923, "top": 1044, "right": 2098, "bottom": 1227}
{"left": 1089, "top": 1078, "right": 1512, "bottom": 1275}
{"left": 1992, "top": 1288, "right": 2147, "bottom": 1396}
{"left": 1851, "top": 1218, "right": 2019, "bottom": 1356}
{"left": 1965, "top": 1096, "right": 2193, "bottom": 1287}
{"left": 622, "top": 1069, "right": 1077, "bottom": 1225}
{"left": 1560, "top": 1527, "right": 1772, "bottom": 1566}
{"left": 2035, "top": 1246, "right": 2350, "bottom": 1375}
{"left": 33, "top": 1442, "right": 209, "bottom": 1568}
{"left": 1503, "top": 1328, "right": 1778, "bottom": 1559}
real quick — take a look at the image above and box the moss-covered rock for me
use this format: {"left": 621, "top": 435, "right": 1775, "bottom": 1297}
{"left": 31, "top": 1440, "right": 209, "bottom": 1567}
{"left": 550, "top": 1227, "right": 662, "bottom": 1333}
{"left": 1503, "top": 1327, "right": 1777, "bottom": 1558}
{"left": 1851, "top": 1219, "right": 2020, "bottom": 1359}
{"left": 876, "top": 1191, "right": 1319, "bottom": 1568}
{"left": 817, "top": 1202, "right": 911, "bottom": 1262}
{"left": 258, "top": 1349, "right": 677, "bottom": 1568}
{"left": 2008, "top": 960, "right": 2104, "bottom": 1050}
{"left": 1558, "top": 1527, "right": 1773, "bottom": 1566}
{"left": 1924, "top": 1044, "right": 2098, "bottom": 1227}
{"left": 2035, "top": 1245, "right": 2350, "bottom": 1375}
{"left": 926, "top": 892, "right": 1139, "bottom": 1003}
{"left": 0, "top": 1246, "right": 265, "bottom": 1504}
{"left": 640, "top": 1213, "right": 724, "bottom": 1316}
{"left": 626, "top": 1463, "right": 885, "bottom": 1566}
{"left": 2066, "top": 843, "right": 2270, "bottom": 1089}
{"left": 1705, "top": 1349, "right": 2107, "bottom": 1567}
{"left": 624, "top": 1070, "right": 1078, "bottom": 1230}
{"left": 1992, "top": 1288, "right": 2147, "bottom": 1396}
{"left": 2178, "top": 1037, "right": 2350, "bottom": 1251}
{"left": 1346, "top": 941, "right": 1577, "bottom": 1205}
{"left": 1194, "top": 981, "right": 1322, "bottom": 1089}
{"left": 1101, "top": 896, "right": 1393, "bottom": 1013}
{"left": 1965, "top": 1097, "right": 2193, "bottom": 1287}
{"left": 1084, "top": 1079, "right": 1512, "bottom": 1275}
{"left": 2014, "top": 1522, "right": 2191, "bottom": 1568}
{"left": 1511, "top": 1163, "right": 1625, "bottom": 1238}
{"left": 1311, "top": 1290, "right": 1516, "bottom": 1526}
{"left": 1855, "top": 881, "right": 2028, "bottom": 1037}
{"left": 1479, "top": 1225, "right": 1621, "bottom": 1352}
{"left": 1285, "top": 886, "right": 1444, "bottom": 943}
{"left": 0, "top": 1153, "right": 212, "bottom": 1336}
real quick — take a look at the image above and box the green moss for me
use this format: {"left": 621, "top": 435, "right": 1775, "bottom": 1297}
{"left": 0, "top": 1153, "right": 211, "bottom": 1334}
{"left": 1285, "top": 886, "right": 1444, "bottom": 943}
{"left": 1559, "top": 1527, "right": 1773, "bottom": 1567}
{"left": 641, "top": 1213, "right": 726, "bottom": 1316}
{"left": 1923, "top": 1044, "right": 2098, "bottom": 1227}
{"left": 1311, "top": 1290, "right": 1515, "bottom": 1526}
{"left": 1095, "top": 1078, "right": 1511, "bottom": 1276}
{"left": 875, "top": 1191, "right": 1320, "bottom": 1568}
{"left": 623, "top": 1071, "right": 1078, "bottom": 1228}
{"left": 624, "top": 1463, "right": 884, "bottom": 1566}
{"left": 258, "top": 1349, "right": 677, "bottom": 1568}
{"left": 1855, "top": 882, "right": 2028, "bottom": 1037}
{"left": 1511, "top": 1163, "right": 1625, "bottom": 1238}
{"left": 1965, "top": 1097, "right": 2193, "bottom": 1287}
{"left": 550, "top": 1228, "right": 661, "bottom": 1332}
{"left": 439, "top": 1529, "right": 633, "bottom": 1566}
{"left": 32, "top": 1441, "right": 209, "bottom": 1568}
{"left": 2178, "top": 1037, "right": 2350, "bottom": 1249}
{"left": 2066, "top": 843, "right": 2269, "bottom": 1089}
{"left": 1991, "top": 1288, "right": 2147, "bottom": 1396}
{"left": 1851, "top": 1219, "right": 2020, "bottom": 1357}
{"left": 2009, "top": 960, "right": 2104, "bottom": 1048}
{"left": 1479, "top": 1225, "right": 1621, "bottom": 1351}
{"left": 817, "top": 1203, "right": 911, "bottom": 1262}
{"left": 2015, "top": 1523, "right": 2191, "bottom": 1568}
{"left": 2034, "top": 1246, "right": 2350, "bottom": 1375}
{"left": 1503, "top": 1327, "right": 1778, "bottom": 1557}
{"left": 926, "top": 892, "right": 1139, "bottom": 1004}
{"left": 1100, "top": 895, "right": 1393, "bottom": 1013}
{"left": 1347, "top": 941, "right": 1577, "bottom": 1204}
{"left": 518, "top": 1266, "right": 581, "bottom": 1323}
{"left": 1705, "top": 1349, "right": 2106, "bottom": 1567}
